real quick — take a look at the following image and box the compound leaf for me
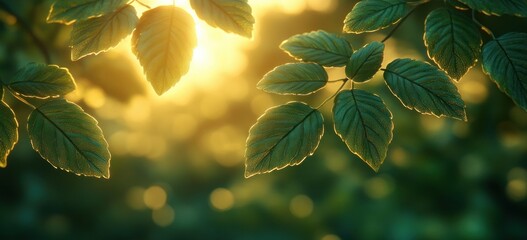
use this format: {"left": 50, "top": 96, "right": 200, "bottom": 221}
{"left": 189, "top": 0, "right": 254, "bottom": 37}
{"left": 70, "top": 5, "right": 138, "bottom": 61}
{"left": 0, "top": 101, "right": 18, "bottom": 168}
{"left": 47, "top": 0, "right": 129, "bottom": 24}
{"left": 245, "top": 102, "right": 324, "bottom": 178}
{"left": 345, "top": 41, "right": 384, "bottom": 82}
{"left": 257, "top": 63, "right": 328, "bottom": 95}
{"left": 7, "top": 63, "right": 75, "bottom": 98}
{"left": 457, "top": 0, "right": 527, "bottom": 17}
{"left": 333, "top": 90, "right": 393, "bottom": 171}
{"left": 482, "top": 32, "right": 527, "bottom": 111}
{"left": 132, "top": 6, "right": 197, "bottom": 95}
{"left": 343, "top": 0, "right": 408, "bottom": 33}
{"left": 425, "top": 8, "right": 482, "bottom": 80}
{"left": 383, "top": 58, "right": 467, "bottom": 120}
{"left": 27, "top": 99, "right": 110, "bottom": 178}
{"left": 280, "top": 30, "right": 353, "bottom": 67}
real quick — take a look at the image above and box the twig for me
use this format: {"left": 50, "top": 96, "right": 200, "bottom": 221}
{"left": 381, "top": 7, "right": 419, "bottom": 43}
{"left": 472, "top": 10, "right": 495, "bottom": 39}
{"left": 317, "top": 79, "right": 349, "bottom": 109}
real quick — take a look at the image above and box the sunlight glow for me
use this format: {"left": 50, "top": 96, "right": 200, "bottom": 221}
{"left": 210, "top": 188, "right": 235, "bottom": 211}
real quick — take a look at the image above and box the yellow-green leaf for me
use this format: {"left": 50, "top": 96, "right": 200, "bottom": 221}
{"left": 333, "top": 90, "right": 393, "bottom": 171}
{"left": 245, "top": 102, "right": 324, "bottom": 178}
{"left": 70, "top": 5, "right": 138, "bottom": 61}
{"left": 28, "top": 99, "right": 111, "bottom": 178}
{"left": 132, "top": 6, "right": 197, "bottom": 95}
{"left": 0, "top": 101, "right": 18, "bottom": 168}
{"left": 424, "top": 8, "right": 482, "bottom": 80}
{"left": 343, "top": 0, "right": 408, "bottom": 33}
{"left": 482, "top": 32, "right": 527, "bottom": 111}
{"left": 7, "top": 63, "right": 76, "bottom": 98}
{"left": 47, "top": 0, "right": 129, "bottom": 24}
{"left": 190, "top": 0, "right": 254, "bottom": 37}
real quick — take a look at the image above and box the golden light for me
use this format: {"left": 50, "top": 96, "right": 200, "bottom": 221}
{"left": 210, "top": 188, "right": 235, "bottom": 211}
{"left": 289, "top": 195, "right": 314, "bottom": 218}
{"left": 144, "top": 185, "right": 168, "bottom": 210}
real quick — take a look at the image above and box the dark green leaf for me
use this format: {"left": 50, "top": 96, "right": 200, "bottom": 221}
{"left": 245, "top": 102, "right": 324, "bottom": 178}
{"left": 27, "top": 99, "right": 110, "bottom": 178}
{"left": 457, "top": 0, "right": 527, "bottom": 17}
{"left": 383, "top": 58, "right": 467, "bottom": 120}
{"left": 132, "top": 6, "right": 197, "bottom": 95}
{"left": 280, "top": 30, "right": 353, "bottom": 67}
{"left": 190, "top": 0, "right": 254, "bottom": 37}
{"left": 7, "top": 63, "right": 76, "bottom": 98}
{"left": 47, "top": 0, "right": 129, "bottom": 24}
{"left": 445, "top": 0, "right": 470, "bottom": 10}
{"left": 0, "top": 101, "right": 18, "bottom": 168}
{"left": 333, "top": 90, "right": 393, "bottom": 171}
{"left": 70, "top": 5, "right": 138, "bottom": 61}
{"left": 343, "top": 0, "right": 408, "bottom": 33}
{"left": 482, "top": 32, "right": 527, "bottom": 111}
{"left": 345, "top": 41, "right": 384, "bottom": 82}
{"left": 257, "top": 63, "right": 328, "bottom": 95}
{"left": 425, "top": 8, "right": 482, "bottom": 80}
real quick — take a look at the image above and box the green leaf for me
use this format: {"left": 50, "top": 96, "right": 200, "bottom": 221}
{"left": 47, "top": 0, "right": 129, "bottom": 24}
{"left": 7, "top": 63, "right": 76, "bottom": 98}
{"left": 424, "top": 8, "right": 482, "bottom": 80}
{"left": 0, "top": 101, "right": 18, "bottom": 168}
{"left": 27, "top": 99, "right": 110, "bottom": 178}
{"left": 343, "top": 0, "right": 408, "bottom": 33}
{"left": 245, "top": 102, "right": 324, "bottom": 178}
{"left": 383, "top": 58, "right": 467, "bottom": 120}
{"left": 132, "top": 6, "right": 197, "bottom": 95}
{"left": 482, "top": 32, "right": 527, "bottom": 111}
{"left": 257, "top": 63, "right": 328, "bottom": 95}
{"left": 345, "top": 41, "right": 384, "bottom": 82}
{"left": 280, "top": 30, "right": 353, "bottom": 67}
{"left": 457, "top": 0, "right": 527, "bottom": 17}
{"left": 70, "top": 5, "right": 138, "bottom": 61}
{"left": 189, "top": 0, "right": 254, "bottom": 38}
{"left": 333, "top": 90, "right": 393, "bottom": 171}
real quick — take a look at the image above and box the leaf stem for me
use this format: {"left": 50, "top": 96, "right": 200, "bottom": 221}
{"left": 381, "top": 7, "right": 419, "bottom": 43}
{"left": 472, "top": 10, "right": 495, "bottom": 39}
{"left": 0, "top": 1, "right": 51, "bottom": 64}
{"left": 5, "top": 87, "right": 36, "bottom": 109}
{"left": 316, "top": 79, "right": 349, "bottom": 109}
{"left": 328, "top": 78, "right": 348, "bottom": 83}
{"left": 134, "top": 0, "right": 152, "bottom": 9}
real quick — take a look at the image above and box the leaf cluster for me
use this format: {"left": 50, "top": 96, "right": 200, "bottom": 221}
{"left": 245, "top": 0, "right": 527, "bottom": 177}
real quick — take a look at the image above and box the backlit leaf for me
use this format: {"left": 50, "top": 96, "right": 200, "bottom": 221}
{"left": 0, "top": 101, "right": 18, "bottom": 168}
{"left": 383, "top": 58, "right": 467, "bottom": 120}
{"left": 257, "top": 63, "right": 328, "bottom": 95}
{"left": 343, "top": 0, "right": 408, "bottom": 33}
{"left": 425, "top": 8, "right": 482, "bottom": 80}
{"left": 27, "top": 99, "right": 111, "bottom": 178}
{"left": 457, "top": 0, "right": 527, "bottom": 17}
{"left": 190, "top": 0, "right": 254, "bottom": 37}
{"left": 47, "top": 0, "right": 129, "bottom": 24}
{"left": 245, "top": 102, "right": 324, "bottom": 178}
{"left": 7, "top": 63, "right": 75, "bottom": 98}
{"left": 132, "top": 6, "right": 197, "bottom": 95}
{"left": 333, "top": 90, "right": 393, "bottom": 171}
{"left": 280, "top": 30, "right": 353, "bottom": 67}
{"left": 70, "top": 5, "right": 138, "bottom": 61}
{"left": 482, "top": 32, "right": 527, "bottom": 111}
{"left": 345, "top": 41, "right": 384, "bottom": 82}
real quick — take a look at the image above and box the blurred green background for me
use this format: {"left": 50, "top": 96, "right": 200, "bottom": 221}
{"left": 1, "top": 0, "right": 527, "bottom": 239}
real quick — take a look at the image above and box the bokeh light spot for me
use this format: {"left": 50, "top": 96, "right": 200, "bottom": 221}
{"left": 152, "top": 205, "right": 175, "bottom": 227}
{"left": 290, "top": 195, "right": 314, "bottom": 218}
{"left": 83, "top": 87, "right": 106, "bottom": 109}
{"left": 210, "top": 188, "right": 235, "bottom": 211}
{"left": 364, "top": 176, "right": 393, "bottom": 199}
{"left": 126, "top": 187, "right": 146, "bottom": 210}
{"left": 321, "top": 234, "right": 341, "bottom": 240}
{"left": 144, "top": 186, "right": 167, "bottom": 210}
